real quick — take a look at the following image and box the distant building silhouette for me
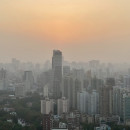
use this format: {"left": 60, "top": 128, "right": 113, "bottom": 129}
{"left": 52, "top": 50, "right": 62, "bottom": 99}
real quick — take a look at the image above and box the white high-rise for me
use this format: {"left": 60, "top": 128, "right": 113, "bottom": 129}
{"left": 41, "top": 98, "right": 54, "bottom": 114}
{"left": 57, "top": 97, "right": 69, "bottom": 115}
{"left": 77, "top": 91, "right": 89, "bottom": 114}
{"left": 77, "top": 90, "right": 99, "bottom": 115}
{"left": 90, "top": 90, "right": 99, "bottom": 115}
{"left": 43, "top": 84, "right": 49, "bottom": 98}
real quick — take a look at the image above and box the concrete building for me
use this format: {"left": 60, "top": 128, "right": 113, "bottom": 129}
{"left": 123, "top": 75, "right": 130, "bottom": 88}
{"left": 41, "top": 98, "right": 54, "bottom": 114}
{"left": 52, "top": 50, "right": 62, "bottom": 99}
{"left": 11, "top": 58, "right": 20, "bottom": 72}
{"left": 23, "top": 71, "right": 34, "bottom": 93}
{"left": 62, "top": 76, "right": 78, "bottom": 110}
{"left": 43, "top": 84, "right": 49, "bottom": 98}
{"left": 72, "top": 69, "right": 84, "bottom": 91}
{"left": 123, "top": 92, "right": 130, "bottom": 125}
{"left": 77, "top": 91, "right": 89, "bottom": 114}
{"left": 90, "top": 90, "right": 99, "bottom": 115}
{"left": 89, "top": 60, "right": 100, "bottom": 78}
{"left": 57, "top": 97, "right": 69, "bottom": 115}
{"left": 15, "top": 83, "right": 25, "bottom": 97}
{"left": 77, "top": 90, "right": 99, "bottom": 115}
{"left": 0, "top": 68, "right": 7, "bottom": 90}
{"left": 100, "top": 85, "right": 113, "bottom": 117}
{"left": 63, "top": 66, "right": 70, "bottom": 77}
{"left": 113, "top": 86, "right": 128, "bottom": 118}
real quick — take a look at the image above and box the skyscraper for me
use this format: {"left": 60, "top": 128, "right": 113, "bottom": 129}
{"left": 100, "top": 85, "right": 113, "bottom": 117}
{"left": 62, "top": 75, "right": 76, "bottom": 110}
{"left": 123, "top": 93, "right": 130, "bottom": 125}
{"left": 113, "top": 86, "right": 128, "bottom": 118}
{"left": 0, "top": 68, "right": 7, "bottom": 90}
{"left": 77, "top": 91, "right": 89, "bottom": 114}
{"left": 90, "top": 90, "right": 99, "bottom": 115}
{"left": 77, "top": 90, "right": 99, "bottom": 115}
{"left": 52, "top": 50, "right": 62, "bottom": 99}
{"left": 23, "top": 71, "right": 34, "bottom": 93}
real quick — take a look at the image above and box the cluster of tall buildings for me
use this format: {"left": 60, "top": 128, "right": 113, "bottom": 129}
{"left": 41, "top": 97, "right": 69, "bottom": 116}
{"left": 1, "top": 50, "right": 130, "bottom": 129}
{"left": 15, "top": 71, "right": 34, "bottom": 97}
{"left": 39, "top": 50, "right": 130, "bottom": 129}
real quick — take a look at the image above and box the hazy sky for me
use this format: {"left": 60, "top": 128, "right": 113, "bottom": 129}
{"left": 0, "top": 0, "right": 130, "bottom": 63}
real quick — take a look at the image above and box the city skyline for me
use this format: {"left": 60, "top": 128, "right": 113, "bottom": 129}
{"left": 0, "top": 50, "right": 130, "bottom": 129}
{"left": 1, "top": 1, "right": 130, "bottom": 129}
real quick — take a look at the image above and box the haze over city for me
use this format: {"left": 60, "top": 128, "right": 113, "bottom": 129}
{"left": 0, "top": 0, "right": 130, "bottom": 63}
{"left": 1, "top": 1, "right": 130, "bottom": 130}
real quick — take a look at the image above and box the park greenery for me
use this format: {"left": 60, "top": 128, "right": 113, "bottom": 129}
{"left": 0, "top": 92, "right": 43, "bottom": 130}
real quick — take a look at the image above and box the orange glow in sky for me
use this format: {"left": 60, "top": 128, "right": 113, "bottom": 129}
{"left": 1, "top": 0, "right": 130, "bottom": 43}
{"left": 0, "top": 0, "right": 130, "bottom": 62}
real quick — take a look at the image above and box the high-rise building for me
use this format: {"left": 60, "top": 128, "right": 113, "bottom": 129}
{"left": 90, "top": 90, "right": 99, "bottom": 115}
{"left": 12, "top": 58, "right": 20, "bottom": 72}
{"left": 72, "top": 69, "right": 84, "bottom": 91}
{"left": 15, "top": 83, "right": 25, "bottom": 97}
{"left": 62, "top": 75, "right": 82, "bottom": 110}
{"left": 41, "top": 98, "right": 54, "bottom": 114}
{"left": 113, "top": 86, "right": 128, "bottom": 118}
{"left": 123, "top": 75, "right": 130, "bottom": 88}
{"left": 100, "top": 85, "right": 113, "bottom": 117}
{"left": 63, "top": 66, "right": 70, "bottom": 77}
{"left": 43, "top": 84, "right": 49, "bottom": 98}
{"left": 23, "top": 71, "right": 34, "bottom": 93}
{"left": 57, "top": 97, "right": 69, "bottom": 115}
{"left": 62, "top": 76, "right": 76, "bottom": 110}
{"left": 0, "top": 68, "right": 6, "bottom": 80}
{"left": 74, "top": 79, "right": 82, "bottom": 108}
{"left": 106, "top": 78, "right": 115, "bottom": 87}
{"left": 99, "top": 78, "right": 115, "bottom": 117}
{"left": 77, "top": 91, "right": 89, "bottom": 114}
{"left": 89, "top": 60, "right": 100, "bottom": 77}
{"left": 0, "top": 68, "right": 7, "bottom": 90}
{"left": 52, "top": 50, "right": 62, "bottom": 99}
{"left": 77, "top": 90, "right": 99, "bottom": 115}
{"left": 37, "top": 70, "right": 53, "bottom": 94}
{"left": 123, "top": 92, "right": 130, "bottom": 125}
{"left": 89, "top": 60, "right": 100, "bottom": 69}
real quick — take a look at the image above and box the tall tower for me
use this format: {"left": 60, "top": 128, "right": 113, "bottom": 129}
{"left": 52, "top": 50, "right": 62, "bottom": 99}
{"left": 123, "top": 92, "right": 130, "bottom": 125}
{"left": 0, "top": 68, "right": 7, "bottom": 90}
{"left": 23, "top": 71, "right": 34, "bottom": 93}
{"left": 100, "top": 85, "right": 113, "bottom": 117}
